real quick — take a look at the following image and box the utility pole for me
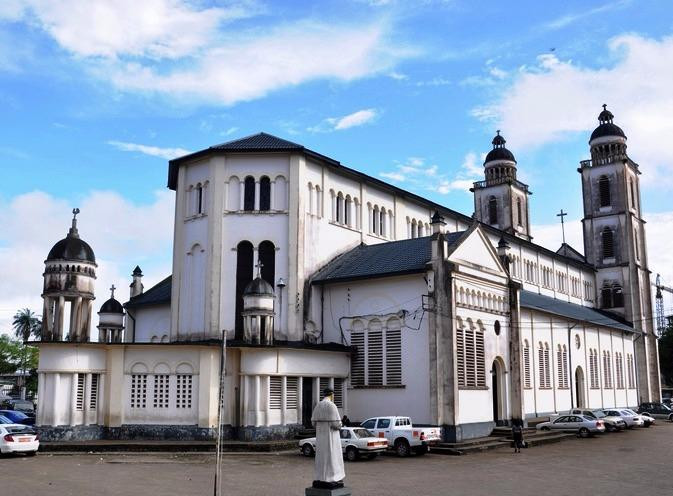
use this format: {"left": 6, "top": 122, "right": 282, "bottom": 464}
{"left": 213, "top": 330, "right": 226, "bottom": 496}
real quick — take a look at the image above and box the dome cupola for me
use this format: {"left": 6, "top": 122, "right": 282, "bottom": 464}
{"left": 484, "top": 130, "right": 517, "bottom": 166}
{"left": 97, "top": 285, "right": 125, "bottom": 343}
{"left": 46, "top": 208, "right": 96, "bottom": 264}
{"left": 590, "top": 104, "right": 627, "bottom": 142}
{"left": 242, "top": 262, "right": 275, "bottom": 345}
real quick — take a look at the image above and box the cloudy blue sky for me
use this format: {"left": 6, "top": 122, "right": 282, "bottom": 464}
{"left": 2, "top": 0, "right": 673, "bottom": 331}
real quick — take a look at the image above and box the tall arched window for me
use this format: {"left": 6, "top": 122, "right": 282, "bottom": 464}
{"left": 380, "top": 209, "right": 386, "bottom": 237}
{"left": 599, "top": 175, "right": 611, "bottom": 207}
{"left": 259, "top": 176, "right": 271, "bottom": 211}
{"left": 601, "top": 227, "right": 614, "bottom": 259}
{"left": 258, "top": 240, "right": 276, "bottom": 288}
{"left": 523, "top": 340, "right": 531, "bottom": 388}
{"left": 315, "top": 186, "right": 322, "bottom": 217}
{"left": 634, "top": 229, "right": 640, "bottom": 260}
{"left": 516, "top": 197, "right": 523, "bottom": 227}
{"left": 372, "top": 206, "right": 379, "bottom": 235}
{"left": 336, "top": 193, "right": 344, "bottom": 223}
{"left": 344, "top": 196, "right": 352, "bottom": 226}
{"left": 629, "top": 179, "right": 636, "bottom": 209}
{"left": 235, "top": 241, "right": 254, "bottom": 338}
{"left": 488, "top": 196, "right": 498, "bottom": 224}
{"left": 244, "top": 176, "right": 255, "bottom": 211}
{"left": 195, "top": 184, "right": 204, "bottom": 214}
{"left": 411, "top": 220, "right": 417, "bottom": 238}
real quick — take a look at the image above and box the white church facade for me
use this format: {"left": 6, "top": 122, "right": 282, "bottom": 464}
{"left": 35, "top": 106, "right": 661, "bottom": 442}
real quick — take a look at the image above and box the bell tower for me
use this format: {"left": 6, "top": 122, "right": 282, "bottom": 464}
{"left": 471, "top": 131, "right": 531, "bottom": 240}
{"left": 579, "top": 105, "right": 660, "bottom": 401}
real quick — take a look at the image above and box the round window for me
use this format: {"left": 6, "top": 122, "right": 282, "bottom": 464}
{"left": 494, "top": 320, "right": 501, "bottom": 336}
{"left": 575, "top": 334, "right": 581, "bottom": 349}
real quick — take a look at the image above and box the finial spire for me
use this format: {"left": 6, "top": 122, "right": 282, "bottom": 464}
{"left": 255, "top": 261, "right": 264, "bottom": 278}
{"left": 110, "top": 285, "right": 116, "bottom": 299}
{"left": 557, "top": 209, "right": 567, "bottom": 245}
{"left": 68, "top": 208, "right": 80, "bottom": 238}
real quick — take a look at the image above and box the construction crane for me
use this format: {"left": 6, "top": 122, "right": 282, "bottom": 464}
{"left": 654, "top": 274, "right": 673, "bottom": 336}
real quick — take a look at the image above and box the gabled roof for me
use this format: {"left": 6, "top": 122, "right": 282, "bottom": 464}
{"left": 312, "top": 232, "right": 465, "bottom": 284}
{"left": 520, "top": 290, "right": 634, "bottom": 333}
{"left": 555, "top": 243, "right": 586, "bottom": 263}
{"left": 125, "top": 276, "right": 172, "bottom": 308}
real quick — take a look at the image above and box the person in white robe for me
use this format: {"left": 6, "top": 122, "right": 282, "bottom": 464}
{"left": 311, "top": 388, "right": 345, "bottom": 488}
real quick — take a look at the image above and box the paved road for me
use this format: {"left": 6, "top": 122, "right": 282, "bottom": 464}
{"left": 1, "top": 423, "right": 671, "bottom": 496}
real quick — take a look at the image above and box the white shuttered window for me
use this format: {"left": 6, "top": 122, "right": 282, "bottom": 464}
{"left": 350, "top": 318, "right": 403, "bottom": 387}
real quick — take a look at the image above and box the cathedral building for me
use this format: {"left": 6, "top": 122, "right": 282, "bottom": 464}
{"left": 35, "top": 107, "right": 661, "bottom": 442}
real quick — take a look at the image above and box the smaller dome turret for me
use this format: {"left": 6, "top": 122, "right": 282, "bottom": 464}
{"left": 484, "top": 130, "right": 517, "bottom": 165}
{"left": 242, "top": 263, "right": 275, "bottom": 345}
{"left": 98, "top": 285, "right": 124, "bottom": 343}
{"left": 590, "top": 104, "right": 626, "bottom": 142}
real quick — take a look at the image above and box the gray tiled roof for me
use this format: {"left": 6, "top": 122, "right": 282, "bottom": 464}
{"left": 520, "top": 290, "right": 634, "bottom": 332}
{"left": 211, "top": 132, "right": 304, "bottom": 151}
{"left": 125, "top": 276, "right": 172, "bottom": 308}
{"left": 312, "top": 232, "right": 464, "bottom": 284}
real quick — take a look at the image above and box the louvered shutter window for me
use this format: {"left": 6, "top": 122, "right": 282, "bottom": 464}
{"left": 351, "top": 331, "right": 365, "bottom": 386}
{"left": 333, "top": 378, "right": 343, "bottom": 408}
{"left": 286, "top": 377, "right": 298, "bottom": 409}
{"left": 90, "top": 374, "right": 99, "bottom": 410}
{"left": 367, "top": 327, "right": 383, "bottom": 386}
{"left": 523, "top": 342, "right": 531, "bottom": 389}
{"left": 76, "top": 373, "right": 85, "bottom": 410}
{"left": 269, "top": 376, "right": 282, "bottom": 409}
{"left": 386, "top": 327, "right": 402, "bottom": 386}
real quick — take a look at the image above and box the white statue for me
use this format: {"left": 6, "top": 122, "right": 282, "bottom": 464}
{"left": 310, "top": 388, "right": 345, "bottom": 489}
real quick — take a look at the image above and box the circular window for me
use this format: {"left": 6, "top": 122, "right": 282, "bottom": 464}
{"left": 575, "top": 335, "right": 581, "bottom": 349}
{"left": 494, "top": 320, "right": 501, "bottom": 336}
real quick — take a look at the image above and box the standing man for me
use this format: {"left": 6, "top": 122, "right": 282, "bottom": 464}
{"left": 311, "top": 387, "right": 345, "bottom": 490}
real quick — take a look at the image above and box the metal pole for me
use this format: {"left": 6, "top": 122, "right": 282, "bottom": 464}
{"left": 213, "top": 330, "right": 227, "bottom": 496}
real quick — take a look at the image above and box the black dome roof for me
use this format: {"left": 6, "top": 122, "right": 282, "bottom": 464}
{"left": 47, "top": 236, "right": 96, "bottom": 263}
{"left": 47, "top": 209, "right": 96, "bottom": 263}
{"left": 590, "top": 104, "right": 626, "bottom": 141}
{"left": 484, "top": 130, "right": 516, "bottom": 164}
{"left": 244, "top": 277, "right": 274, "bottom": 296}
{"left": 100, "top": 297, "right": 124, "bottom": 314}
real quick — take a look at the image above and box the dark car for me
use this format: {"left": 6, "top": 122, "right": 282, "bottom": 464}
{"left": 637, "top": 402, "right": 673, "bottom": 421}
{"left": 0, "top": 399, "right": 35, "bottom": 414}
{"left": 0, "top": 415, "right": 13, "bottom": 424}
{"left": 0, "top": 410, "right": 35, "bottom": 426}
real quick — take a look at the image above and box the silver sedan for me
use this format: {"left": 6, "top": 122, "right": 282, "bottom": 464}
{"left": 537, "top": 415, "right": 606, "bottom": 437}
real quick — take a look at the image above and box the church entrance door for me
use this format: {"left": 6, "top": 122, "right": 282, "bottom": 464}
{"left": 491, "top": 358, "right": 506, "bottom": 426}
{"left": 302, "top": 377, "right": 313, "bottom": 428}
{"left": 575, "top": 367, "right": 585, "bottom": 408}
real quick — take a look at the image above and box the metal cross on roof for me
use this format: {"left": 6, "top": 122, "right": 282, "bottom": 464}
{"left": 110, "top": 285, "right": 116, "bottom": 298}
{"left": 556, "top": 209, "right": 568, "bottom": 245}
{"left": 255, "top": 261, "right": 264, "bottom": 277}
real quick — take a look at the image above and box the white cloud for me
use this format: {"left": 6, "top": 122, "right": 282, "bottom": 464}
{"left": 0, "top": 190, "right": 174, "bottom": 335}
{"left": 471, "top": 33, "right": 673, "bottom": 186}
{"left": 388, "top": 71, "right": 408, "bottom": 80}
{"left": 542, "top": 0, "right": 631, "bottom": 31}
{"left": 2, "top": 2, "right": 413, "bottom": 105}
{"left": 107, "top": 140, "right": 192, "bottom": 160}
{"left": 309, "top": 108, "right": 379, "bottom": 133}
{"left": 415, "top": 76, "right": 451, "bottom": 87}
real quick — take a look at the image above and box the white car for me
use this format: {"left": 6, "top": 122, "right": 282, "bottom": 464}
{"left": 536, "top": 415, "right": 606, "bottom": 437}
{"left": 360, "top": 416, "right": 441, "bottom": 457}
{"left": 0, "top": 424, "right": 39, "bottom": 455}
{"left": 602, "top": 409, "right": 644, "bottom": 428}
{"left": 299, "top": 427, "right": 388, "bottom": 461}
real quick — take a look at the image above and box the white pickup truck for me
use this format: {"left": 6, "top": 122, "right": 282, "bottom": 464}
{"left": 360, "top": 416, "right": 441, "bottom": 457}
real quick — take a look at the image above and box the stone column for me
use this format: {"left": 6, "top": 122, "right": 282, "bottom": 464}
{"left": 239, "top": 181, "right": 245, "bottom": 211}
{"left": 281, "top": 376, "right": 287, "bottom": 426}
{"left": 42, "top": 298, "right": 53, "bottom": 340}
{"left": 51, "top": 373, "right": 60, "bottom": 426}
{"left": 97, "top": 374, "right": 105, "bottom": 425}
{"left": 254, "top": 181, "right": 260, "bottom": 211}
{"left": 254, "top": 375, "right": 261, "bottom": 427}
{"left": 264, "top": 375, "right": 271, "bottom": 426}
{"left": 84, "top": 373, "right": 92, "bottom": 426}
{"left": 270, "top": 181, "right": 276, "bottom": 211}
{"left": 37, "top": 373, "right": 45, "bottom": 425}
{"left": 296, "top": 376, "right": 303, "bottom": 424}
{"left": 56, "top": 296, "right": 65, "bottom": 340}
{"left": 242, "top": 375, "right": 249, "bottom": 427}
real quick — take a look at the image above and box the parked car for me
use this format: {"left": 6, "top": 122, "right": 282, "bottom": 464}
{"left": 601, "top": 409, "right": 644, "bottom": 428}
{"left": 0, "top": 410, "right": 35, "bottom": 426}
{"left": 537, "top": 415, "right": 605, "bottom": 437}
{"left": 552, "top": 409, "right": 626, "bottom": 432}
{"left": 0, "top": 424, "right": 39, "bottom": 455}
{"left": 298, "top": 427, "right": 388, "bottom": 461}
{"left": 637, "top": 402, "right": 673, "bottom": 421}
{"left": 638, "top": 411, "right": 656, "bottom": 427}
{"left": 0, "top": 415, "right": 13, "bottom": 424}
{"left": 0, "top": 399, "right": 35, "bottom": 415}
{"left": 360, "top": 416, "right": 441, "bottom": 457}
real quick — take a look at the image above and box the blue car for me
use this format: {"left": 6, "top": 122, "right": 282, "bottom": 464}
{"left": 0, "top": 410, "right": 35, "bottom": 426}
{"left": 0, "top": 415, "right": 13, "bottom": 424}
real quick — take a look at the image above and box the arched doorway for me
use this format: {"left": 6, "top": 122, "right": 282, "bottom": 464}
{"left": 575, "top": 366, "right": 585, "bottom": 408}
{"left": 491, "top": 358, "right": 506, "bottom": 425}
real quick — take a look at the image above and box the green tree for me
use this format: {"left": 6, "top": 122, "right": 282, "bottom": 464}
{"left": 0, "top": 335, "right": 39, "bottom": 395}
{"left": 12, "top": 308, "right": 41, "bottom": 341}
{"left": 659, "top": 323, "right": 673, "bottom": 387}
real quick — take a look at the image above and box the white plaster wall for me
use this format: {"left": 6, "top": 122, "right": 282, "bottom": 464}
{"left": 132, "top": 304, "right": 171, "bottom": 343}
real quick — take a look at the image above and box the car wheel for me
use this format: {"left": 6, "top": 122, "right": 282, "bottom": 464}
{"left": 302, "top": 444, "right": 315, "bottom": 457}
{"left": 578, "top": 427, "right": 590, "bottom": 438}
{"left": 394, "top": 439, "right": 411, "bottom": 457}
{"left": 606, "top": 424, "right": 615, "bottom": 432}
{"left": 414, "top": 445, "right": 429, "bottom": 456}
{"left": 345, "top": 447, "right": 359, "bottom": 462}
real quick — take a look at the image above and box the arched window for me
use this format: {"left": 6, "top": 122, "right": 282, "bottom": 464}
{"left": 488, "top": 196, "right": 498, "bottom": 224}
{"left": 259, "top": 240, "right": 276, "bottom": 289}
{"left": 372, "top": 206, "right": 379, "bottom": 235}
{"left": 523, "top": 340, "right": 531, "bottom": 388}
{"left": 235, "top": 241, "right": 254, "bottom": 338}
{"left": 244, "top": 176, "right": 255, "bottom": 211}
{"left": 259, "top": 176, "right": 271, "bottom": 211}
{"left": 315, "top": 186, "right": 322, "bottom": 217}
{"left": 380, "top": 209, "right": 386, "bottom": 237}
{"left": 599, "top": 175, "right": 611, "bottom": 207}
{"left": 629, "top": 179, "right": 636, "bottom": 209}
{"left": 228, "top": 177, "right": 240, "bottom": 211}
{"left": 411, "top": 220, "right": 417, "bottom": 238}
{"left": 634, "top": 229, "right": 640, "bottom": 260}
{"left": 345, "top": 196, "right": 352, "bottom": 226}
{"left": 516, "top": 197, "right": 523, "bottom": 227}
{"left": 195, "top": 184, "right": 204, "bottom": 214}
{"left": 601, "top": 227, "right": 614, "bottom": 259}
{"left": 336, "top": 193, "right": 344, "bottom": 223}
{"left": 612, "top": 283, "right": 624, "bottom": 307}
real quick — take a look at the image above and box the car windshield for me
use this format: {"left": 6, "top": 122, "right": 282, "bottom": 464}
{"left": 0, "top": 415, "right": 11, "bottom": 423}
{"left": 592, "top": 411, "right": 606, "bottom": 418}
{"left": 5, "top": 426, "right": 31, "bottom": 434}
{"left": 14, "top": 401, "right": 33, "bottom": 410}
{"left": 351, "top": 428, "right": 375, "bottom": 438}
{"left": 620, "top": 410, "right": 634, "bottom": 416}
{"left": 2, "top": 411, "right": 28, "bottom": 419}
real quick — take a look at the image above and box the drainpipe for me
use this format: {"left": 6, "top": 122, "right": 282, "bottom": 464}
{"left": 126, "top": 309, "right": 136, "bottom": 343}
{"left": 568, "top": 322, "right": 577, "bottom": 409}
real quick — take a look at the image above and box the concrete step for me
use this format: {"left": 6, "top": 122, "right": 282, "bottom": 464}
{"left": 431, "top": 440, "right": 511, "bottom": 456}
{"left": 40, "top": 439, "right": 298, "bottom": 453}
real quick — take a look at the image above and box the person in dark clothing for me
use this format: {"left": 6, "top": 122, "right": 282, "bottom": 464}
{"left": 511, "top": 418, "right": 524, "bottom": 453}
{"left": 341, "top": 415, "right": 351, "bottom": 427}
